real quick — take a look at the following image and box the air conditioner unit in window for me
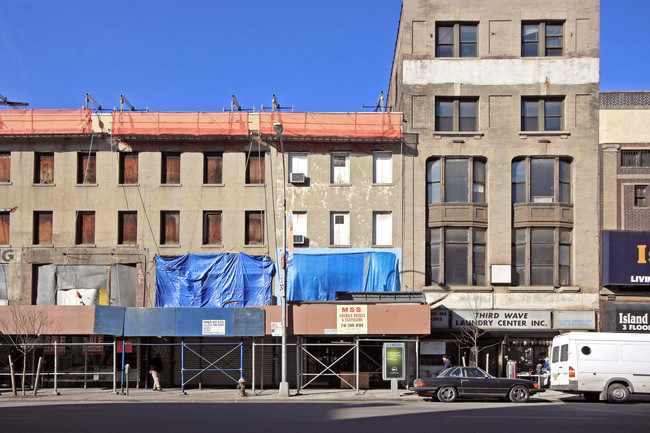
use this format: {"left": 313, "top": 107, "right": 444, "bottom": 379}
{"left": 293, "top": 234, "right": 306, "bottom": 245}
{"left": 290, "top": 172, "right": 305, "bottom": 183}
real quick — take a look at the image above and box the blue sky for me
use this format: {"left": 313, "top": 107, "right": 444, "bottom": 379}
{"left": 1, "top": 1, "right": 648, "bottom": 112}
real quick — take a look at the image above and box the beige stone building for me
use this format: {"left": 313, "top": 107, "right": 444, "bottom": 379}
{"left": 0, "top": 110, "right": 404, "bottom": 308}
{"left": 599, "top": 91, "right": 650, "bottom": 331}
{"left": 387, "top": 0, "right": 601, "bottom": 374}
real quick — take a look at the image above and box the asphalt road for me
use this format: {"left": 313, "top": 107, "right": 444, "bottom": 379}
{"left": 1, "top": 400, "right": 649, "bottom": 433}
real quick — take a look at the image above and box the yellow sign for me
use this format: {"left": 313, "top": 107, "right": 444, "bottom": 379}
{"left": 337, "top": 305, "right": 368, "bottom": 334}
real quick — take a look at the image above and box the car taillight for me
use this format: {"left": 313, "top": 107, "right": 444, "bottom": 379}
{"left": 415, "top": 381, "right": 426, "bottom": 387}
{"left": 569, "top": 366, "right": 575, "bottom": 378}
{"left": 533, "top": 383, "right": 539, "bottom": 389}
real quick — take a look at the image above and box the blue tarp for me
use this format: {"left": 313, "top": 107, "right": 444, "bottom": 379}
{"left": 155, "top": 253, "right": 275, "bottom": 307}
{"left": 286, "top": 252, "right": 399, "bottom": 301}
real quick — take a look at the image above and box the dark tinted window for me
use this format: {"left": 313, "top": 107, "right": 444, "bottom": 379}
{"left": 552, "top": 345, "right": 559, "bottom": 363}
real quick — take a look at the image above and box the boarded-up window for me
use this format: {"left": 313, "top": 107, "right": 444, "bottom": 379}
{"left": 76, "top": 211, "right": 95, "bottom": 245}
{"left": 246, "top": 153, "right": 265, "bottom": 184}
{"left": 0, "top": 152, "right": 10, "bottom": 182}
{"left": 203, "top": 211, "right": 222, "bottom": 245}
{"left": 245, "top": 211, "right": 264, "bottom": 245}
{"left": 0, "top": 212, "right": 9, "bottom": 245}
{"left": 161, "top": 211, "right": 180, "bottom": 245}
{"left": 204, "top": 153, "right": 223, "bottom": 184}
{"left": 77, "top": 152, "right": 96, "bottom": 184}
{"left": 34, "top": 152, "right": 54, "bottom": 184}
{"left": 118, "top": 211, "right": 137, "bottom": 245}
{"left": 33, "top": 211, "right": 53, "bottom": 245}
{"left": 119, "top": 153, "right": 138, "bottom": 184}
{"left": 161, "top": 153, "right": 181, "bottom": 184}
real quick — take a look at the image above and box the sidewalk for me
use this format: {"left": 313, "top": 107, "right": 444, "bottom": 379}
{"left": 0, "top": 386, "right": 567, "bottom": 404}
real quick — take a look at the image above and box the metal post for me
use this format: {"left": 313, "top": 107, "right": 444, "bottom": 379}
{"left": 84, "top": 341, "right": 88, "bottom": 389}
{"left": 53, "top": 341, "right": 58, "bottom": 395}
{"left": 181, "top": 340, "right": 185, "bottom": 394}
{"left": 252, "top": 338, "right": 256, "bottom": 393}
{"left": 355, "top": 338, "right": 359, "bottom": 394}
{"left": 113, "top": 338, "right": 117, "bottom": 393}
{"left": 275, "top": 122, "right": 290, "bottom": 397}
{"left": 120, "top": 340, "right": 126, "bottom": 394}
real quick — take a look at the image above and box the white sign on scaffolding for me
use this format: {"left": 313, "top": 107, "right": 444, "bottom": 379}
{"left": 202, "top": 319, "right": 226, "bottom": 335}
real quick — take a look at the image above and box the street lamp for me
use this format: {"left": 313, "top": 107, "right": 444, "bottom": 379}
{"left": 274, "top": 122, "right": 290, "bottom": 397}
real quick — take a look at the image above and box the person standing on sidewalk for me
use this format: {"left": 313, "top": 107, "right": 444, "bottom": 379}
{"left": 150, "top": 355, "right": 163, "bottom": 391}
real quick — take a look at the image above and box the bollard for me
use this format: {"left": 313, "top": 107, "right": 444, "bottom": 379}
{"left": 237, "top": 377, "right": 247, "bottom": 397}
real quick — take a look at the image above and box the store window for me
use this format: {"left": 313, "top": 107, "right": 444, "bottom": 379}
{"left": 506, "top": 339, "right": 552, "bottom": 376}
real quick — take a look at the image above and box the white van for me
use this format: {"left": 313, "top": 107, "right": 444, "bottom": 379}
{"left": 550, "top": 332, "right": 650, "bottom": 403}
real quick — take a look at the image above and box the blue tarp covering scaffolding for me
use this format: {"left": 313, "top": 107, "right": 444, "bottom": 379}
{"left": 155, "top": 253, "right": 275, "bottom": 307}
{"left": 286, "top": 251, "right": 400, "bottom": 301}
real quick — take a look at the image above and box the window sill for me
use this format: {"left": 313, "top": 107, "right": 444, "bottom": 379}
{"left": 519, "top": 131, "right": 570, "bottom": 139}
{"left": 243, "top": 244, "right": 266, "bottom": 248}
{"left": 160, "top": 183, "right": 182, "bottom": 187}
{"left": 372, "top": 183, "right": 394, "bottom": 187}
{"left": 202, "top": 183, "right": 225, "bottom": 187}
{"left": 74, "top": 244, "right": 97, "bottom": 248}
{"left": 33, "top": 183, "right": 56, "bottom": 187}
{"left": 201, "top": 244, "right": 224, "bottom": 248}
{"left": 160, "top": 244, "right": 181, "bottom": 248}
{"left": 423, "top": 285, "right": 493, "bottom": 293}
{"left": 0, "top": 182, "right": 13, "bottom": 186}
{"left": 31, "top": 244, "right": 54, "bottom": 248}
{"left": 330, "top": 183, "right": 351, "bottom": 187}
{"left": 244, "top": 183, "right": 266, "bottom": 187}
{"left": 119, "top": 183, "right": 140, "bottom": 187}
{"left": 372, "top": 244, "right": 393, "bottom": 248}
{"left": 433, "top": 132, "right": 484, "bottom": 139}
{"left": 76, "top": 183, "right": 98, "bottom": 187}
{"left": 329, "top": 244, "right": 351, "bottom": 248}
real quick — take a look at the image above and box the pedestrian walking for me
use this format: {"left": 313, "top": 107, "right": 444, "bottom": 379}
{"left": 150, "top": 355, "right": 163, "bottom": 391}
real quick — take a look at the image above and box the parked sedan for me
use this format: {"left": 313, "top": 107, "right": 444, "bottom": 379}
{"left": 412, "top": 366, "right": 543, "bottom": 403}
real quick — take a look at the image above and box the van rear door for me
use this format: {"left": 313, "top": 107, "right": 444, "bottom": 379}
{"left": 550, "top": 335, "right": 571, "bottom": 390}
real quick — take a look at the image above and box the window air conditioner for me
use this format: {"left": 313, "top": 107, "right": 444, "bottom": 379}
{"left": 290, "top": 172, "right": 305, "bottom": 183}
{"left": 293, "top": 234, "right": 306, "bottom": 245}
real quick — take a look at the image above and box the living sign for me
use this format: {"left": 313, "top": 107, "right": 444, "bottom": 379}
{"left": 452, "top": 310, "right": 551, "bottom": 330}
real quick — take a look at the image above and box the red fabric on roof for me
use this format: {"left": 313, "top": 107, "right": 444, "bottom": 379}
{"left": 258, "top": 112, "right": 402, "bottom": 138}
{"left": 112, "top": 112, "right": 249, "bottom": 136}
{"left": 0, "top": 109, "right": 92, "bottom": 135}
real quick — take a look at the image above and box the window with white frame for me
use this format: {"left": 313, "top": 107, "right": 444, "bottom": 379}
{"left": 331, "top": 154, "right": 350, "bottom": 184}
{"left": 289, "top": 154, "right": 308, "bottom": 176}
{"left": 292, "top": 211, "right": 307, "bottom": 237}
{"left": 373, "top": 153, "right": 392, "bottom": 184}
{"left": 373, "top": 212, "right": 392, "bottom": 246}
{"left": 330, "top": 212, "right": 350, "bottom": 246}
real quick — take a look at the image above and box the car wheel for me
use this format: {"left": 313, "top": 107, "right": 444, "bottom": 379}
{"left": 509, "top": 385, "right": 530, "bottom": 403}
{"left": 437, "top": 386, "right": 457, "bottom": 403}
{"left": 607, "top": 383, "right": 629, "bottom": 404}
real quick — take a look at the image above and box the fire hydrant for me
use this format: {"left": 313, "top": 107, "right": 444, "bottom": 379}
{"left": 237, "top": 377, "right": 247, "bottom": 397}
